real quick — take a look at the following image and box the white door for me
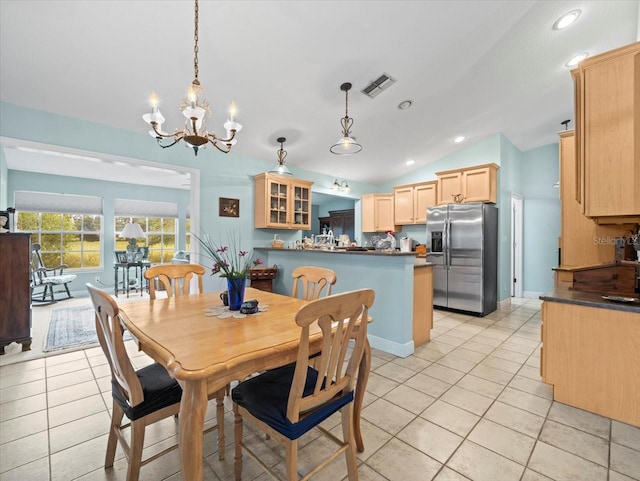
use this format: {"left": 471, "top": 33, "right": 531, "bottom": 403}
{"left": 510, "top": 193, "right": 523, "bottom": 298}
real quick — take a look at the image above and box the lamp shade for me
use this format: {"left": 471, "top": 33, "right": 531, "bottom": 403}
{"left": 120, "top": 222, "right": 145, "bottom": 239}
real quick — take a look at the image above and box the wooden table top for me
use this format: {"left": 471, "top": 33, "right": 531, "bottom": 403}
{"left": 119, "top": 288, "right": 313, "bottom": 383}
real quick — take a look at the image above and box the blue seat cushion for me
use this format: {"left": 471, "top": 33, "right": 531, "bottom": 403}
{"left": 112, "top": 363, "right": 182, "bottom": 421}
{"left": 232, "top": 363, "right": 354, "bottom": 440}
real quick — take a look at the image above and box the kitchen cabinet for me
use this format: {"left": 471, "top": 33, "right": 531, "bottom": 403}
{"left": 328, "top": 209, "right": 355, "bottom": 240}
{"left": 394, "top": 181, "right": 437, "bottom": 225}
{"left": 413, "top": 265, "right": 433, "bottom": 347}
{"left": 361, "top": 193, "right": 398, "bottom": 233}
{"left": 0, "top": 233, "right": 32, "bottom": 354}
{"left": 253, "top": 173, "right": 313, "bottom": 230}
{"left": 435, "top": 163, "right": 498, "bottom": 205}
{"left": 574, "top": 41, "right": 640, "bottom": 221}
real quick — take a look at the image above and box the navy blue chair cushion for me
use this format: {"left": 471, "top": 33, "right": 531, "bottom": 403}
{"left": 112, "top": 363, "right": 183, "bottom": 421}
{"left": 232, "top": 363, "right": 354, "bottom": 440}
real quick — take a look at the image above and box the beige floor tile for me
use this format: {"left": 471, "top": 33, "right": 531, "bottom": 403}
{"left": 47, "top": 394, "right": 107, "bottom": 428}
{"left": 351, "top": 464, "right": 390, "bottom": 481}
{"left": 49, "top": 410, "right": 111, "bottom": 454}
{"left": 612, "top": 421, "right": 640, "bottom": 451}
{"left": 448, "top": 347, "right": 487, "bottom": 363}
{"left": 460, "top": 341, "right": 495, "bottom": 355}
{"left": 50, "top": 434, "right": 121, "bottom": 481}
{"left": 0, "top": 379, "right": 46, "bottom": 404}
{"left": 0, "top": 368, "right": 46, "bottom": 389}
{"left": 0, "top": 358, "right": 45, "bottom": 376}
{"left": 490, "top": 348, "right": 529, "bottom": 364}
{"left": 374, "top": 362, "right": 418, "bottom": 383}
{"left": 435, "top": 355, "right": 477, "bottom": 373}
{"left": 480, "top": 355, "right": 522, "bottom": 374}
{"left": 371, "top": 348, "right": 396, "bottom": 362}
{"left": 468, "top": 364, "right": 514, "bottom": 385}
{"left": 433, "top": 466, "right": 473, "bottom": 480}
{"left": 528, "top": 441, "right": 608, "bottom": 481}
{"left": 367, "top": 438, "right": 442, "bottom": 481}
{"left": 423, "top": 364, "right": 465, "bottom": 385}
{"left": 404, "top": 372, "right": 452, "bottom": 398}
{"left": 547, "top": 402, "right": 610, "bottom": 439}
{"left": 497, "top": 386, "right": 552, "bottom": 417}
{"left": 433, "top": 335, "right": 467, "bottom": 347}
{"left": 351, "top": 418, "right": 393, "bottom": 462}
{"left": 610, "top": 443, "right": 640, "bottom": 480}
{"left": 0, "top": 456, "right": 49, "bottom": 481}
{"left": 365, "top": 372, "right": 399, "bottom": 397}
{"left": 484, "top": 402, "right": 545, "bottom": 438}
{"left": 468, "top": 419, "right": 536, "bottom": 465}
{"left": 46, "top": 367, "right": 94, "bottom": 391}
{"left": 0, "top": 393, "right": 46, "bottom": 422}
{"left": 507, "top": 375, "right": 554, "bottom": 400}
{"left": 0, "top": 409, "right": 48, "bottom": 445}
{"left": 443, "top": 329, "right": 476, "bottom": 341}
{"left": 45, "top": 349, "right": 87, "bottom": 366}
{"left": 390, "top": 355, "right": 432, "bottom": 372}
{"left": 609, "top": 471, "right": 638, "bottom": 481}
{"left": 361, "top": 398, "right": 415, "bottom": 435}
{"left": 0, "top": 430, "right": 48, "bottom": 474}
{"left": 46, "top": 358, "right": 91, "bottom": 377}
{"left": 539, "top": 420, "right": 609, "bottom": 467}
{"left": 447, "top": 440, "right": 525, "bottom": 481}
{"left": 520, "top": 468, "right": 555, "bottom": 481}
{"left": 47, "top": 379, "right": 100, "bottom": 408}
{"left": 421, "top": 400, "right": 480, "bottom": 437}
{"left": 456, "top": 374, "right": 504, "bottom": 399}
{"left": 439, "top": 386, "right": 494, "bottom": 416}
{"left": 382, "top": 384, "right": 436, "bottom": 415}
{"left": 397, "top": 417, "right": 463, "bottom": 463}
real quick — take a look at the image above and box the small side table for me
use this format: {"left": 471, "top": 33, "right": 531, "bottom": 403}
{"left": 114, "top": 261, "right": 151, "bottom": 298}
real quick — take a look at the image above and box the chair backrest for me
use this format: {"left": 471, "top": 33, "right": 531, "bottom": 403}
{"left": 291, "top": 266, "right": 337, "bottom": 300}
{"left": 86, "top": 283, "right": 144, "bottom": 407}
{"left": 286, "top": 288, "right": 374, "bottom": 423}
{"left": 144, "top": 263, "right": 205, "bottom": 299}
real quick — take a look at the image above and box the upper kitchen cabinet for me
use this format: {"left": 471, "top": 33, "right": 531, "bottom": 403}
{"left": 436, "top": 163, "right": 499, "bottom": 205}
{"left": 362, "top": 193, "right": 399, "bottom": 232}
{"left": 575, "top": 41, "right": 640, "bottom": 221}
{"left": 253, "top": 173, "right": 313, "bottom": 230}
{"left": 394, "top": 181, "right": 437, "bottom": 225}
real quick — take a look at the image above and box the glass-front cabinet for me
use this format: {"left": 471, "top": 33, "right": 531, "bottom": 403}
{"left": 254, "top": 173, "right": 313, "bottom": 229}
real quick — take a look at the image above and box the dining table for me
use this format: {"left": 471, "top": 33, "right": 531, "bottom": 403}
{"left": 119, "top": 287, "right": 371, "bottom": 481}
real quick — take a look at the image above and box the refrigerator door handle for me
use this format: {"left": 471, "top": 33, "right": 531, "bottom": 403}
{"left": 444, "top": 218, "right": 450, "bottom": 270}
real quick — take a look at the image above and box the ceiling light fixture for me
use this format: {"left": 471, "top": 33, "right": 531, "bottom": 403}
{"left": 553, "top": 9, "right": 581, "bottom": 30}
{"left": 454, "top": 136, "right": 466, "bottom": 143}
{"left": 398, "top": 100, "right": 413, "bottom": 110}
{"left": 142, "top": 0, "right": 242, "bottom": 156}
{"left": 268, "top": 137, "right": 292, "bottom": 176}
{"left": 330, "top": 82, "right": 362, "bottom": 155}
{"left": 405, "top": 159, "right": 416, "bottom": 166}
{"left": 565, "top": 52, "right": 589, "bottom": 68}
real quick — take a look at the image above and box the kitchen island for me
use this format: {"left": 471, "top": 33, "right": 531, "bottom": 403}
{"left": 253, "top": 248, "right": 433, "bottom": 357}
{"left": 539, "top": 288, "right": 640, "bottom": 427}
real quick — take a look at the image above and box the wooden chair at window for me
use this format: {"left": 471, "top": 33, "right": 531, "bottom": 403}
{"left": 143, "top": 263, "right": 205, "bottom": 299}
{"left": 86, "top": 283, "right": 226, "bottom": 481}
{"left": 291, "top": 266, "right": 337, "bottom": 301}
{"left": 31, "top": 243, "right": 77, "bottom": 303}
{"left": 232, "top": 288, "right": 375, "bottom": 481}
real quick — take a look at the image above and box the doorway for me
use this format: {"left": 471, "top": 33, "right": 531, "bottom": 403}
{"left": 510, "top": 193, "right": 523, "bottom": 297}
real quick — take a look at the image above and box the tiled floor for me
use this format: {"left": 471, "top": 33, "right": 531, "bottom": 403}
{"left": 1, "top": 297, "right": 639, "bottom": 481}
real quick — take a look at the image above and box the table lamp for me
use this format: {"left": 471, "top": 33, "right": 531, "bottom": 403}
{"left": 120, "top": 222, "right": 145, "bottom": 261}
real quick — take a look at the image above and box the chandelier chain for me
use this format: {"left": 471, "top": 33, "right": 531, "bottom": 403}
{"left": 193, "top": 0, "right": 199, "bottom": 81}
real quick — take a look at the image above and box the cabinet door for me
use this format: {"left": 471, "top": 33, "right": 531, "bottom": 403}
{"left": 463, "top": 166, "right": 496, "bottom": 203}
{"left": 394, "top": 186, "right": 414, "bottom": 224}
{"left": 414, "top": 183, "right": 437, "bottom": 224}
{"left": 267, "top": 179, "right": 290, "bottom": 228}
{"left": 437, "top": 172, "right": 462, "bottom": 204}
{"left": 375, "top": 196, "right": 395, "bottom": 232}
{"left": 582, "top": 45, "right": 640, "bottom": 217}
{"left": 291, "top": 183, "right": 311, "bottom": 229}
{"left": 361, "top": 195, "right": 375, "bottom": 232}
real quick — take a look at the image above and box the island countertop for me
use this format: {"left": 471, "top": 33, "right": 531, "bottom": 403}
{"left": 540, "top": 288, "right": 640, "bottom": 314}
{"left": 254, "top": 247, "right": 433, "bottom": 268}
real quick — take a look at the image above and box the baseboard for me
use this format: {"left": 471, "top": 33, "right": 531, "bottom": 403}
{"left": 368, "top": 334, "right": 414, "bottom": 358}
{"left": 523, "top": 291, "right": 543, "bottom": 299}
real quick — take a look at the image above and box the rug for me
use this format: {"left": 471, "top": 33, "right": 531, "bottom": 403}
{"left": 44, "top": 305, "right": 100, "bottom": 352}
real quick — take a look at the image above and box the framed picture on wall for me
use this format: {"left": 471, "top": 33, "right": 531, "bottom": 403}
{"left": 219, "top": 197, "right": 240, "bottom": 218}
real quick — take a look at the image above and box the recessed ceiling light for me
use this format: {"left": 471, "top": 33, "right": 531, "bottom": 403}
{"left": 565, "top": 53, "right": 589, "bottom": 68}
{"left": 553, "top": 9, "right": 581, "bottom": 30}
{"left": 398, "top": 100, "right": 413, "bottom": 110}
{"left": 405, "top": 159, "right": 415, "bottom": 166}
{"left": 453, "top": 136, "right": 465, "bottom": 143}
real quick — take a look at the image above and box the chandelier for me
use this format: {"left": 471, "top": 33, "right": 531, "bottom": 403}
{"left": 268, "top": 137, "right": 292, "bottom": 176}
{"left": 330, "top": 82, "right": 362, "bottom": 155}
{"left": 142, "top": 0, "right": 242, "bottom": 155}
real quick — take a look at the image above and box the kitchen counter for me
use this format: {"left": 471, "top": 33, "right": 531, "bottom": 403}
{"left": 540, "top": 287, "right": 640, "bottom": 314}
{"left": 254, "top": 247, "right": 433, "bottom": 356}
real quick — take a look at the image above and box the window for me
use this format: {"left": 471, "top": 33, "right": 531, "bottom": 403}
{"left": 17, "top": 212, "right": 102, "bottom": 269}
{"left": 15, "top": 191, "right": 103, "bottom": 270}
{"left": 115, "top": 217, "right": 176, "bottom": 263}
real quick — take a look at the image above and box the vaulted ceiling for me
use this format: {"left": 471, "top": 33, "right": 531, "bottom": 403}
{"left": 1, "top": 0, "right": 638, "bottom": 187}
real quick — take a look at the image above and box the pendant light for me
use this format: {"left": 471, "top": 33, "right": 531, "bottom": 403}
{"left": 269, "top": 137, "right": 292, "bottom": 176}
{"left": 330, "top": 82, "right": 362, "bottom": 155}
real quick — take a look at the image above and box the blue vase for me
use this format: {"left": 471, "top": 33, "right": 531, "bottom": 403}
{"left": 227, "top": 277, "right": 246, "bottom": 311}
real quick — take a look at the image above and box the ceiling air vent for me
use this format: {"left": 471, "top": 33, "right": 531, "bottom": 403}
{"left": 361, "top": 73, "right": 396, "bottom": 98}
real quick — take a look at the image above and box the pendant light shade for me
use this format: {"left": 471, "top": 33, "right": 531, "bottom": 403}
{"left": 330, "top": 82, "right": 362, "bottom": 155}
{"left": 269, "top": 137, "right": 292, "bottom": 176}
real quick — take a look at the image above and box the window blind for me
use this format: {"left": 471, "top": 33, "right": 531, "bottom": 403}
{"left": 15, "top": 191, "right": 103, "bottom": 215}
{"left": 114, "top": 199, "right": 178, "bottom": 218}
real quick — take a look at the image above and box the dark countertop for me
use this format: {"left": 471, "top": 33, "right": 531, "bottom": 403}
{"left": 540, "top": 288, "right": 640, "bottom": 314}
{"left": 255, "top": 247, "right": 417, "bottom": 257}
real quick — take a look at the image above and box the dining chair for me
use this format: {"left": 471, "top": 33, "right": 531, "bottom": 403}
{"left": 291, "top": 266, "right": 337, "bottom": 300}
{"left": 86, "top": 283, "right": 226, "bottom": 481}
{"left": 144, "top": 263, "right": 205, "bottom": 299}
{"left": 232, "top": 288, "right": 375, "bottom": 481}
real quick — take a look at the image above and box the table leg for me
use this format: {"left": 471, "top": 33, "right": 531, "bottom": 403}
{"left": 354, "top": 338, "right": 370, "bottom": 453}
{"left": 179, "top": 379, "right": 208, "bottom": 481}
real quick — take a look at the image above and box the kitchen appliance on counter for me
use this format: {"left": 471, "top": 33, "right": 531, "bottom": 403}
{"left": 426, "top": 202, "right": 498, "bottom": 316}
{"left": 400, "top": 236, "right": 413, "bottom": 252}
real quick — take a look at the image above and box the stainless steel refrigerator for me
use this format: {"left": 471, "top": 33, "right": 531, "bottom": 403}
{"left": 426, "top": 202, "right": 498, "bottom": 316}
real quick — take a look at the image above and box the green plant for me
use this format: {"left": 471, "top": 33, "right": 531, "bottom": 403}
{"left": 193, "top": 232, "right": 262, "bottom": 279}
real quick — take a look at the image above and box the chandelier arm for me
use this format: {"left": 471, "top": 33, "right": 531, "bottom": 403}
{"left": 157, "top": 137, "right": 183, "bottom": 149}
{"left": 208, "top": 130, "right": 237, "bottom": 143}
{"left": 208, "top": 138, "right": 232, "bottom": 154}
{"left": 150, "top": 122, "right": 188, "bottom": 140}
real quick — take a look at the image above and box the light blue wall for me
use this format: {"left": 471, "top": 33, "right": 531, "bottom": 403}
{"left": 0, "top": 148, "right": 7, "bottom": 209}
{"left": 521, "top": 144, "right": 560, "bottom": 294}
